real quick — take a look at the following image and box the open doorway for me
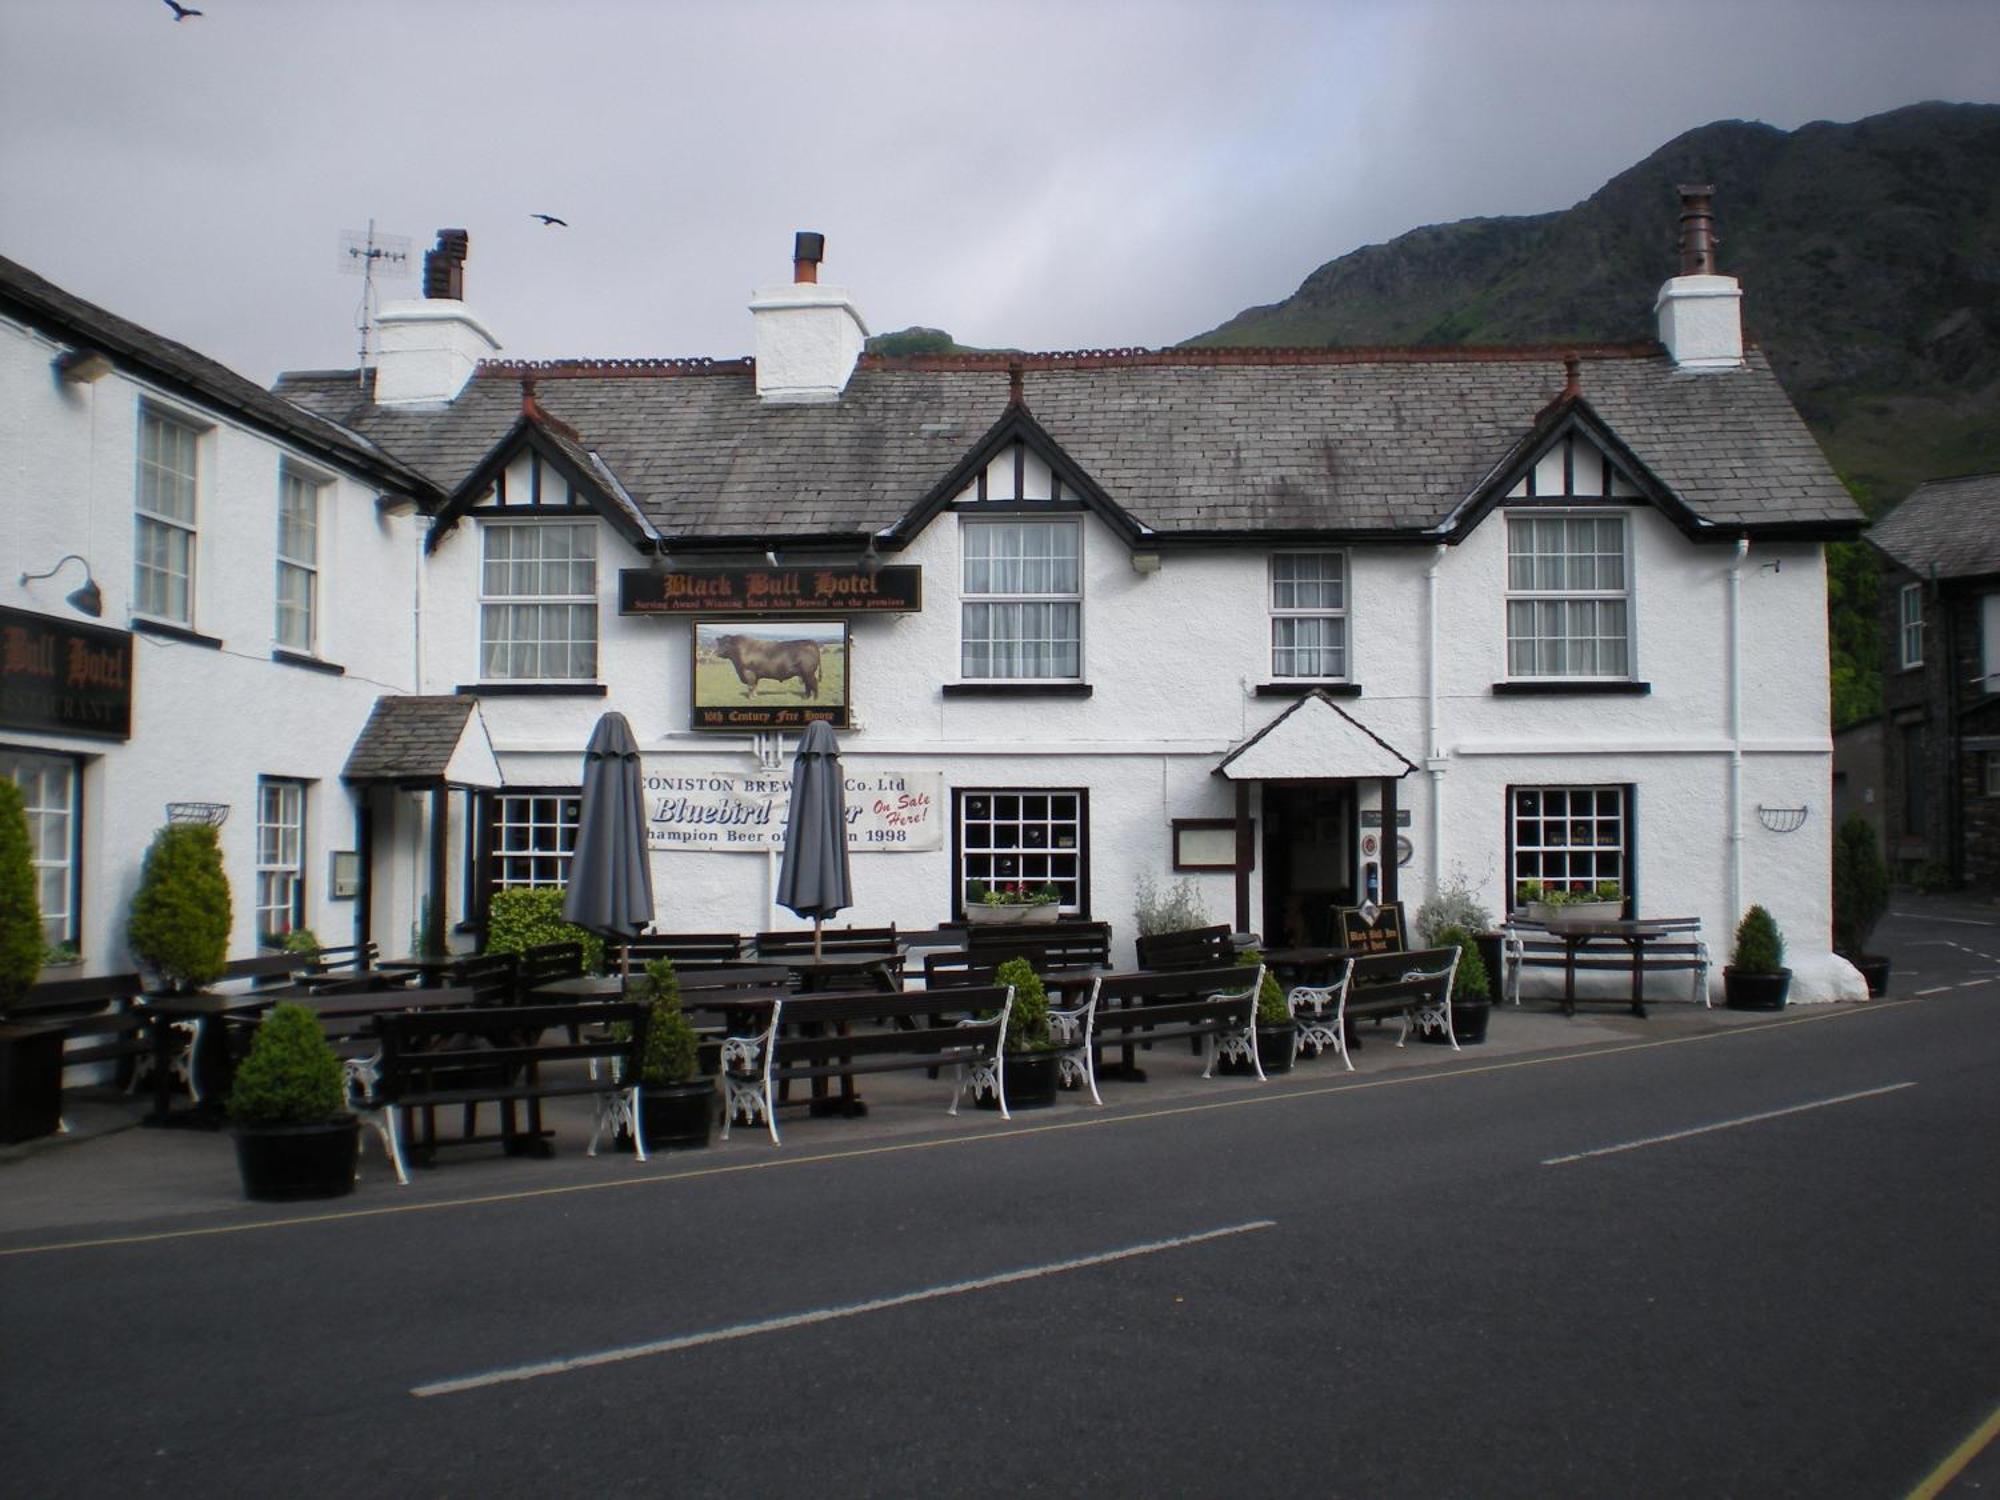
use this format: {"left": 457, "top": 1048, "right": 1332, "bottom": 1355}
{"left": 1260, "top": 782, "right": 1356, "bottom": 946}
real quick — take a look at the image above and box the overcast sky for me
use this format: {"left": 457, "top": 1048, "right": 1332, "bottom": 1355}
{"left": 3, "top": 0, "right": 1996, "bottom": 386}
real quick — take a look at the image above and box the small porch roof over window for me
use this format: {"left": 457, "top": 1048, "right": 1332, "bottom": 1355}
{"left": 342, "top": 695, "right": 504, "bottom": 789}
{"left": 1217, "top": 691, "right": 1417, "bottom": 782}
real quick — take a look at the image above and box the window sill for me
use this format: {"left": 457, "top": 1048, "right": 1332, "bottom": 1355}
{"left": 942, "top": 682, "right": 1094, "bottom": 698}
{"left": 271, "top": 650, "right": 346, "bottom": 676}
{"left": 456, "top": 682, "right": 608, "bottom": 697}
{"left": 1255, "top": 682, "right": 1361, "bottom": 698}
{"left": 1491, "top": 680, "right": 1652, "bottom": 697}
{"left": 131, "top": 618, "right": 222, "bottom": 650}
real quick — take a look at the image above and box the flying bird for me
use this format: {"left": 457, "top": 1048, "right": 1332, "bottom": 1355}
{"left": 530, "top": 214, "right": 569, "bottom": 227}
{"left": 161, "top": 0, "right": 203, "bottom": 19}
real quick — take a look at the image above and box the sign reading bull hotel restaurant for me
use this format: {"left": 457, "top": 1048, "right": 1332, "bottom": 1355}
{"left": 0, "top": 604, "right": 133, "bottom": 741}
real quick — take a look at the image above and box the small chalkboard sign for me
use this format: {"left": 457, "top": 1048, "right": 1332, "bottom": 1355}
{"left": 1336, "top": 902, "right": 1406, "bottom": 955}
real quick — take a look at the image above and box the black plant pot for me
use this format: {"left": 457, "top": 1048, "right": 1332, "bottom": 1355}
{"left": 1420, "top": 997, "right": 1492, "bottom": 1044}
{"left": 979, "top": 1050, "right": 1059, "bottom": 1109}
{"left": 638, "top": 1079, "right": 715, "bottom": 1151}
{"left": 1217, "top": 1022, "right": 1296, "bottom": 1075}
{"left": 1855, "top": 955, "right": 1891, "bottom": 998}
{"left": 232, "top": 1117, "right": 361, "bottom": 1201}
{"left": 1474, "top": 933, "right": 1506, "bottom": 998}
{"left": 1723, "top": 967, "right": 1793, "bottom": 1011}
{"left": 0, "top": 1022, "right": 65, "bottom": 1145}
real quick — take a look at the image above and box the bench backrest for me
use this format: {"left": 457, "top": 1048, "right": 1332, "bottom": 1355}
{"left": 1095, "top": 963, "right": 1261, "bottom": 1032}
{"left": 516, "top": 941, "right": 586, "bottom": 996}
{"left": 730, "top": 985, "right": 1013, "bottom": 1071}
{"left": 963, "top": 921, "right": 1113, "bottom": 971}
{"left": 372, "top": 999, "right": 648, "bottom": 1099}
{"left": 754, "top": 925, "right": 900, "bottom": 957}
{"left": 675, "top": 964, "right": 795, "bottom": 992}
{"left": 623, "top": 933, "right": 747, "bottom": 963}
{"left": 1350, "top": 947, "right": 1459, "bottom": 987}
{"left": 222, "top": 953, "right": 313, "bottom": 991}
{"left": 1345, "top": 949, "right": 1458, "bottom": 1013}
{"left": 449, "top": 951, "right": 521, "bottom": 1005}
{"left": 305, "top": 941, "right": 380, "bottom": 975}
{"left": 923, "top": 949, "right": 996, "bottom": 987}
{"left": 1135, "top": 925, "right": 1236, "bottom": 971}
{"left": 9, "top": 972, "right": 145, "bottom": 1021}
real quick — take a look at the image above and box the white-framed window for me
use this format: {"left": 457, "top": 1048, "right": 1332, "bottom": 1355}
{"left": 955, "top": 788, "right": 1084, "bottom": 914}
{"left": 480, "top": 522, "right": 598, "bottom": 680}
{"left": 255, "top": 778, "right": 307, "bottom": 943}
{"left": 1509, "top": 784, "right": 1628, "bottom": 905}
{"left": 276, "top": 465, "right": 323, "bottom": 652}
{"left": 487, "top": 790, "right": 581, "bottom": 891}
{"left": 135, "top": 407, "right": 200, "bottom": 624}
{"left": 3, "top": 749, "right": 80, "bottom": 951}
{"left": 1271, "top": 551, "right": 1348, "bottom": 678}
{"left": 961, "top": 519, "right": 1081, "bottom": 680}
{"left": 1898, "top": 583, "right": 1925, "bottom": 670}
{"left": 1505, "top": 513, "right": 1630, "bottom": 677}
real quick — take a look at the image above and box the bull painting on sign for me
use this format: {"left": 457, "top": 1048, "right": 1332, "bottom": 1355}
{"left": 691, "top": 618, "right": 850, "bottom": 730}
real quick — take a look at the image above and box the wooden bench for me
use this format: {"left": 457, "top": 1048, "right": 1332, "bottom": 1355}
{"left": 623, "top": 933, "right": 748, "bottom": 964}
{"left": 1065, "top": 963, "right": 1266, "bottom": 1093}
{"left": 2, "top": 972, "right": 151, "bottom": 1133}
{"left": 720, "top": 985, "right": 1012, "bottom": 1145}
{"left": 1134, "top": 925, "right": 1238, "bottom": 971}
{"left": 755, "top": 925, "right": 900, "bottom": 957}
{"left": 220, "top": 953, "right": 316, "bottom": 992}
{"left": 964, "top": 920, "right": 1113, "bottom": 973}
{"left": 1331, "top": 948, "right": 1461, "bottom": 1070}
{"left": 1501, "top": 918, "right": 1709, "bottom": 1015}
{"left": 371, "top": 999, "right": 649, "bottom": 1181}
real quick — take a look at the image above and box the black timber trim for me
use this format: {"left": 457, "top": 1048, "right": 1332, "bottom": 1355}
{"left": 891, "top": 404, "right": 1148, "bottom": 550}
{"left": 1254, "top": 682, "right": 1362, "bottom": 698}
{"left": 1491, "top": 680, "right": 1653, "bottom": 697}
{"left": 131, "top": 618, "right": 222, "bottom": 649}
{"left": 456, "top": 683, "right": 608, "bottom": 698}
{"left": 427, "top": 419, "right": 652, "bottom": 554}
{"left": 270, "top": 650, "right": 346, "bottom": 676}
{"left": 941, "top": 682, "right": 1094, "bottom": 699}
{"left": 1451, "top": 396, "right": 1704, "bottom": 541}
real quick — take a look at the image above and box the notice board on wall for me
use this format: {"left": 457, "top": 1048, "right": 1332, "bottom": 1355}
{"left": 1335, "top": 902, "right": 1406, "bottom": 955}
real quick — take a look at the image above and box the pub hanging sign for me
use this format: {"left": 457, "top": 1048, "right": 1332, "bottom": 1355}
{"left": 0, "top": 604, "right": 133, "bottom": 741}
{"left": 619, "top": 563, "right": 922, "bottom": 616}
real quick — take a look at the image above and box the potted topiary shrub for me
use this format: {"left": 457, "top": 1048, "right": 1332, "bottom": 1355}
{"left": 1723, "top": 905, "right": 1792, "bottom": 1010}
{"left": 1419, "top": 868, "right": 1501, "bottom": 1007}
{"left": 128, "top": 822, "right": 232, "bottom": 993}
{"left": 988, "top": 956, "right": 1060, "bottom": 1106}
{"left": 1420, "top": 925, "right": 1493, "bottom": 1044}
{"left": 227, "top": 1002, "right": 359, "bottom": 1200}
{"left": 1220, "top": 950, "right": 1296, "bottom": 1074}
{"left": 0, "top": 778, "right": 63, "bottom": 1145}
{"left": 629, "top": 957, "right": 713, "bottom": 1150}
{"left": 1832, "top": 815, "right": 1892, "bottom": 997}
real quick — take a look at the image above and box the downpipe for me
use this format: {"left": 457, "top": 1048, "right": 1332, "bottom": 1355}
{"left": 1728, "top": 538, "right": 1748, "bottom": 924}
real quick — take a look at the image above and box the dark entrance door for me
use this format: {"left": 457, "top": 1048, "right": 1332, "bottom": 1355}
{"left": 1261, "top": 782, "right": 1356, "bottom": 946}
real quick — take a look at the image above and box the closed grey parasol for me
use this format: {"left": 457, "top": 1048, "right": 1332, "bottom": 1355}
{"left": 774, "top": 720, "right": 853, "bottom": 955}
{"left": 563, "top": 712, "right": 655, "bottom": 951}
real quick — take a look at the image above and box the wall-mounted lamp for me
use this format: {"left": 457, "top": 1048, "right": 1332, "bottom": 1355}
{"left": 54, "top": 348, "right": 115, "bottom": 384}
{"left": 374, "top": 492, "right": 419, "bottom": 518}
{"left": 649, "top": 544, "right": 675, "bottom": 576}
{"left": 765, "top": 549, "right": 781, "bottom": 568}
{"left": 19, "top": 553, "right": 103, "bottom": 617}
{"left": 1130, "top": 550, "right": 1163, "bottom": 575}
{"left": 859, "top": 539, "right": 883, "bottom": 578}
{"left": 1759, "top": 559, "right": 1782, "bottom": 573}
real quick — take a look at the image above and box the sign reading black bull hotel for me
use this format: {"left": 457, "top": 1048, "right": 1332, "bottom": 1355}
{"left": 0, "top": 605, "right": 134, "bottom": 741}
{"left": 619, "top": 564, "right": 922, "bottom": 616}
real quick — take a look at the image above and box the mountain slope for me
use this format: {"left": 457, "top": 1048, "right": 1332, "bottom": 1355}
{"left": 1192, "top": 102, "right": 2000, "bottom": 507}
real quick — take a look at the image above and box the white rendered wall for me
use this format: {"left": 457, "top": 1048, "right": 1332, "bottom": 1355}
{"left": 2, "top": 312, "right": 423, "bottom": 974}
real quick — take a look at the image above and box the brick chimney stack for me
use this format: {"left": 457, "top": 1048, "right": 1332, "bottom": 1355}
{"left": 373, "top": 228, "right": 500, "bottom": 405}
{"left": 1654, "top": 185, "right": 1743, "bottom": 370}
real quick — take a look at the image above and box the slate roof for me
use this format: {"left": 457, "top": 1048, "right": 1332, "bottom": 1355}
{"left": 275, "top": 342, "right": 1860, "bottom": 549}
{"left": 0, "top": 255, "right": 439, "bottom": 503}
{"left": 1867, "top": 472, "right": 2000, "bottom": 579}
{"left": 342, "top": 696, "right": 478, "bottom": 783}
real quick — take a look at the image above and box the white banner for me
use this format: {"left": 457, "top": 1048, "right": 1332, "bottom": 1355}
{"left": 642, "top": 767, "right": 942, "bottom": 852}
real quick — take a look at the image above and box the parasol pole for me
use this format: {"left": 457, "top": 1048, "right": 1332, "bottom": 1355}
{"left": 813, "top": 913, "right": 824, "bottom": 958}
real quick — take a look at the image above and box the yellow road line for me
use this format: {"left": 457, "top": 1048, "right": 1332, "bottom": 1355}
{"left": 1908, "top": 1398, "right": 2000, "bottom": 1500}
{"left": 0, "top": 998, "right": 1917, "bottom": 1259}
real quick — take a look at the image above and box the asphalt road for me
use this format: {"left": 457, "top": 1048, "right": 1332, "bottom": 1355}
{"left": 4, "top": 907, "right": 1996, "bottom": 1498}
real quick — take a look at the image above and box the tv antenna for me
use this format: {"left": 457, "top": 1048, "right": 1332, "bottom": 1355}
{"left": 338, "top": 220, "right": 412, "bottom": 384}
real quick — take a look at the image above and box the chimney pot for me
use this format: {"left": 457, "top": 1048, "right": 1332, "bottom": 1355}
{"left": 1675, "top": 185, "right": 1718, "bottom": 277}
{"left": 793, "top": 230, "right": 825, "bottom": 284}
{"left": 423, "top": 228, "right": 470, "bottom": 300}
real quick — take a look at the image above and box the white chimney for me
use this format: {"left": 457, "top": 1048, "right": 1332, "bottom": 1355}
{"left": 1654, "top": 185, "right": 1743, "bottom": 370}
{"left": 372, "top": 229, "right": 501, "bottom": 406}
{"left": 750, "top": 231, "right": 869, "bottom": 403}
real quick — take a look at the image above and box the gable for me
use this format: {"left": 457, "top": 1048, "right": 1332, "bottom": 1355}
{"left": 888, "top": 401, "right": 1150, "bottom": 552}
{"left": 427, "top": 415, "right": 660, "bottom": 555}
{"left": 1449, "top": 397, "right": 1710, "bottom": 542}
{"left": 1217, "top": 692, "right": 1417, "bottom": 781}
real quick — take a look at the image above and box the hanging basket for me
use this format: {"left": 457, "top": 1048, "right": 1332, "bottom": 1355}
{"left": 1757, "top": 805, "right": 1808, "bottom": 834}
{"left": 166, "top": 801, "right": 231, "bottom": 827}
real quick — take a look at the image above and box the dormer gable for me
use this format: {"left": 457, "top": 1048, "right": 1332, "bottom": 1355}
{"left": 890, "top": 395, "right": 1148, "bottom": 552}
{"left": 1448, "top": 394, "right": 1709, "bottom": 541}
{"left": 425, "top": 391, "right": 659, "bottom": 555}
